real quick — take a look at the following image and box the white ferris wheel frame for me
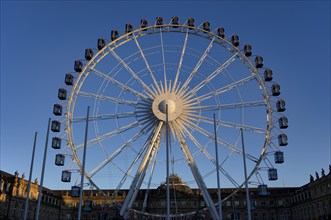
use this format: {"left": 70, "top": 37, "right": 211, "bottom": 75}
{"left": 57, "top": 20, "right": 283, "bottom": 218}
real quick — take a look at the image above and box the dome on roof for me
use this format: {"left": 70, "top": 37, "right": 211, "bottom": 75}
{"left": 158, "top": 174, "right": 192, "bottom": 194}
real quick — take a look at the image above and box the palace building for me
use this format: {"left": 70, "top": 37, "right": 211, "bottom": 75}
{"left": 1, "top": 167, "right": 330, "bottom": 219}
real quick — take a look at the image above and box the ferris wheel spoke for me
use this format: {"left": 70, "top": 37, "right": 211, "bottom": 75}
{"left": 180, "top": 112, "right": 266, "bottom": 134}
{"left": 90, "top": 67, "right": 149, "bottom": 100}
{"left": 137, "top": 99, "right": 154, "bottom": 108}
{"left": 177, "top": 121, "right": 241, "bottom": 188}
{"left": 218, "top": 166, "right": 241, "bottom": 188}
{"left": 104, "top": 128, "right": 156, "bottom": 201}
{"left": 186, "top": 100, "right": 265, "bottom": 111}
{"left": 178, "top": 37, "right": 216, "bottom": 96}
{"left": 183, "top": 52, "right": 238, "bottom": 100}
{"left": 120, "top": 121, "right": 163, "bottom": 216}
{"left": 72, "top": 112, "right": 137, "bottom": 123}
{"left": 173, "top": 119, "right": 212, "bottom": 158}
{"left": 178, "top": 117, "right": 258, "bottom": 162}
{"left": 78, "top": 91, "right": 138, "bottom": 107}
{"left": 69, "top": 155, "right": 107, "bottom": 197}
{"left": 217, "top": 120, "right": 266, "bottom": 134}
{"left": 184, "top": 75, "right": 256, "bottom": 104}
{"left": 89, "top": 121, "right": 157, "bottom": 178}
{"left": 132, "top": 34, "right": 161, "bottom": 94}
{"left": 171, "top": 122, "right": 219, "bottom": 220}
{"left": 83, "top": 173, "right": 108, "bottom": 197}
{"left": 182, "top": 117, "right": 258, "bottom": 165}
{"left": 172, "top": 29, "right": 189, "bottom": 93}
{"left": 110, "top": 123, "right": 161, "bottom": 199}
{"left": 136, "top": 113, "right": 156, "bottom": 125}
{"left": 74, "top": 121, "right": 140, "bottom": 151}
{"left": 110, "top": 50, "right": 156, "bottom": 98}
{"left": 159, "top": 28, "right": 168, "bottom": 93}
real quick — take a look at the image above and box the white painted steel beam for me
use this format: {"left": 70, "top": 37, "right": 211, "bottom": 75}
{"left": 172, "top": 123, "right": 218, "bottom": 220}
{"left": 120, "top": 121, "right": 163, "bottom": 216}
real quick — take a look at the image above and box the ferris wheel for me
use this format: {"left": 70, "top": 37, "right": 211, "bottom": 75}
{"left": 51, "top": 16, "right": 288, "bottom": 218}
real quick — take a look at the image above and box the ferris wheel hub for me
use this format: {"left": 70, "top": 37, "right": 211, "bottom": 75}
{"left": 158, "top": 99, "right": 176, "bottom": 114}
{"left": 152, "top": 92, "right": 183, "bottom": 121}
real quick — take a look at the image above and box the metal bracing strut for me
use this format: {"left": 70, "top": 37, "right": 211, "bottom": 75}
{"left": 172, "top": 124, "right": 219, "bottom": 220}
{"left": 120, "top": 121, "right": 163, "bottom": 216}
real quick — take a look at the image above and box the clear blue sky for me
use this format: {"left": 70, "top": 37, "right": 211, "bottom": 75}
{"left": 1, "top": 1, "right": 330, "bottom": 190}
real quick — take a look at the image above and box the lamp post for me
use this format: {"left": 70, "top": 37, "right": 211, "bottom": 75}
{"left": 78, "top": 106, "right": 90, "bottom": 220}
{"left": 23, "top": 132, "right": 38, "bottom": 220}
{"left": 36, "top": 118, "right": 51, "bottom": 220}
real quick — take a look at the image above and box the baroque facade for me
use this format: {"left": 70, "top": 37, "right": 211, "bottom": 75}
{"left": 0, "top": 168, "right": 330, "bottom": 220}
{"left": 0, "top": 170, "right": 61, "bottom": 219}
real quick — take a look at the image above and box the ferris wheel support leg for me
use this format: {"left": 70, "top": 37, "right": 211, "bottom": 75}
{"left": 120, "top": 121, "right": 164, "bottom": 217}
{"left": 173, "top": 125, "right": 219, "bottom": 220}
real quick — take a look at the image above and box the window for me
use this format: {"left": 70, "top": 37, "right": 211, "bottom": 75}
{"left": 278, "top": 200, "right": 283, "bottom": 206}
{"left": 253, "top": 212, "right": 258, "bottom": 220}
{"left": 29, "top": 209, "right": 34, "bottom": 218}
{"left": 0, "top": 180, "right": 3, "bottom": 191}
{"left": 232, "top": 212, "right": 240, "bottom": 220}
{"left": 226, "top": 201, "right": 231, "bottom": 206}
{"left": 234, "top": 201, "right": 239, "bottom": 206}
{"left": 307, "top": 206, "right": 311, "bottom": 217}
{"left": 6, "top": 183, "right": 10, "bottom": 192}
{"left": 271, "top": 213, "right": 276, "bottom": 220}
